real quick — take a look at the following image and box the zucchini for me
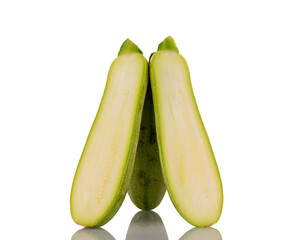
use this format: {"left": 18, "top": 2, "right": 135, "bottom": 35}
{"left": 70, "top": 39, "right": 148, "bottom": 227}
{"left": 150, "top": 36, "right": 223, "bottom": 227}
{"left": 128, "top": 80, "right": 166, "bottom": 210}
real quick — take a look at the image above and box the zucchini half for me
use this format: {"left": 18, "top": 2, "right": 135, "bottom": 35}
{"left": 70, "top": 39, "right": 148, "bottom": 227}
{"left": 150, "top": 36, "right": 223, "bottom": 227}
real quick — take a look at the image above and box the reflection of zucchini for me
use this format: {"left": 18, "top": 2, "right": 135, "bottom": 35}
{"left": 70, "top": 39, "right": 148, "bottom": 227}
{"left": 72, "top": 228, "right": 116, "bottom": 240}
{"left": 179, "top": 227, "right": 222, "bottom": 240}
{"left": 126, "top": 211, "right": 168, "bottom": 240}
{"left": 128, "top": 81, "right": 166, "bottom": 210}
{"left": 150, "top": 36, "right": 223, "bottom": 227}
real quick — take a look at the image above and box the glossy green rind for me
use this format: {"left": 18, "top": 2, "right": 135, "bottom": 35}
{"left": 150, "top": 36, "right": 223, "bottom": 227}
{"left": 128, "top": 82, "right": 166, "bottom": 210}
{"left": 70, "top": 39, "right": 148, "bottom": 227}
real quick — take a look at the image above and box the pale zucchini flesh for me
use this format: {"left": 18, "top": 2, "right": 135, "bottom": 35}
{"left": 70, "top": 40, "right": 148, "bottom": 227}
{"left": 150, "top": 37, "right": 223, "bottom": 227}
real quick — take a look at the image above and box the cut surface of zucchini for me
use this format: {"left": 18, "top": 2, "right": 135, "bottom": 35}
{"left": 150, "top": 36, "right": 223, "bottom": 227}
{"left": 70, "top": 39, "right": 148, "bottom": 227}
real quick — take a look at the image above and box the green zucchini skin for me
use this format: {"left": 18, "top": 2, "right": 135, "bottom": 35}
{"left": 128, "top": 81, "right": 166, "bottom": 210}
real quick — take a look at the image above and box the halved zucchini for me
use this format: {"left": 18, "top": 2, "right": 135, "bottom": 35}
{"left": 150, "top": 36, "right": 223, "bottom": 227}
{"left": 70, "top": 39, "right": 148, "bottom": 227}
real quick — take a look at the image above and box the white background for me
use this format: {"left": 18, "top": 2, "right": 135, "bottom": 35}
{"left": 1, "top": 0, "right": 293, "bottom": 239}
